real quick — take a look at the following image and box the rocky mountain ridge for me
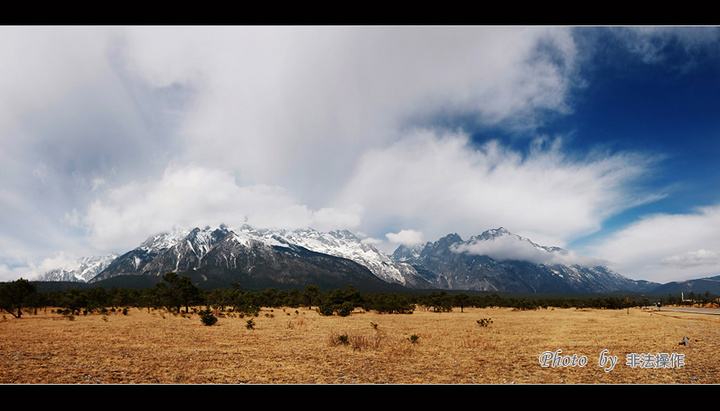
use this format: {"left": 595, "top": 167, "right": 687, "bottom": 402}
{"left": 392, "top": 228, "right": 652, "bottom": 293}
{"left": 38, "top": 225, "right": 657, "bottom": 293}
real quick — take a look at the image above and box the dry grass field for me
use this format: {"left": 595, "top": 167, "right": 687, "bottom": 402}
{"left": 1, "top": 305, "right": 719, "bottom": 384}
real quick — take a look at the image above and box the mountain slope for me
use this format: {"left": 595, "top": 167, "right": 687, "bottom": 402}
{"left": 90, "top": 228, "right": 193, "bottom": 283}
{"left": 88, "top": 225, "right": 400, "bottom": 292}
{"left": 250, "top": 226, "right": 431, "bottom": 288}
{"left": 194, "top": 234, "right": 398, "bottom": 291}
{"left": 392, "top": 228, "right": 654, "bottom": 293}
{"left": 41, "top": 224, "right": 657, "bottom": 294}
{"left": 651, "top": 275, "right": 720, "bottom": 296}
{"left": 36, "top": 254, "right": 118, "bottom": 283}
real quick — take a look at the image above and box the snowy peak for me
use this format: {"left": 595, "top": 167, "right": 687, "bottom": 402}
{"left": 467, "top": 228, "right": 547, "bottom": 251}
{"left": 138, "top": 228, "right": 192, "bottom": 253}
{"left": 468, "top": 227, "right": 539, "bottom": 247}
{"left": 394, "top": 233, "right": 460, "bottom": 257}
{"left": 260, "top": 226, "right": 420, "bottom": 285}
{"left": 388, "top": 227, "right": 647, "bottom": 293}
{"left": 164, "top": 226, "right": 231, "bottom": 262}
{"left": 391, "top": 227, "right": 607, "bottom": 270}
{"left": 476, "top": 227, "right": 511, "bottom": 239}
{"left": 437, "top": 233, "right": 464, "bottom": 247}
{"left": 37, "top": 254, "right": 119, "bottom": 283}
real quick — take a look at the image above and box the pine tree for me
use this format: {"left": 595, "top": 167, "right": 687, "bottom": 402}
{"left": 0, "top": 278, "right": 37, "bottom": 318}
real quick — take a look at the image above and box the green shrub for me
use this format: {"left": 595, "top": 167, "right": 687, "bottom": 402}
{"left": 337, "top": 301, "right": 355, "bottom": 317}
{"left": 476, "top": 318, "right": 493, "bottom": 327}
{"left": 200, "top": 309, "right": 218, "bottom": 326}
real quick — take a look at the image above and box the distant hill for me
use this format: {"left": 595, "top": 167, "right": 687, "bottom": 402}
{"left": 651, "top": 275, "right": 720, "bottom": 296}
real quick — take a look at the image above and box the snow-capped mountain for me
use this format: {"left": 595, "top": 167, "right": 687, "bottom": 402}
{"left": 91, "top": 225, "right": 237, "bottom": 282}
{"left": 391, "top": 227, "right": 652, "bottom": 293}
{"left": 87, "top": 225, "right": 398, "bottom": 292}
{"left": 38, "top": 224, "right": 654, "bottom": 294}
{"left": 245, "top": 226, "right": 428, "bottom": 288}
{"left": 36, "top": 254, "right": 119, "bottom": 283}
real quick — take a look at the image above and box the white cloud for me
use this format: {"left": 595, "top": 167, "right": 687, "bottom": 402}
{"left": 615, "top": 26, "right": 720, "bottom": 69}
{"left": 0, "top": 27, "right": 113, "bottom": 137}
{"left": 66, "top": 25, "right": 592, "bottom": 257}
{"left": 0, "top": 264, "right": 25, "bottom": 282}
{"left": 453, "top": 234, "right": 607, "bottom": 267}
{"left": 660, "top": 249, "right": 720, "bottom": 268}
{"left": 0, "top": 26, "right": 672, "bottom": 281}
{"left": 115, "top": 26, "right": 581, "bottom": 201}
{"left": 360, "top": 237, "right": 384, "bottom": 245}
{"left": 385, "top": 229, "right": 425, "bottom": 247}
{"left": 334, "top": 129, "right": 659, "bottom": 252}
{"left": 81, "top": 164, "right": 364, "bottom": 251}
{"left": 0, "top": 252, "right": 79, "bottom": 282}
{"left": 26, "top": 251, "right": 89, "bottom": 280}
{"left": 591, "top": 205, "right": 720, "bottom": 282}
{"left": 454, "top": 235, "right": 553, "bottom": 264}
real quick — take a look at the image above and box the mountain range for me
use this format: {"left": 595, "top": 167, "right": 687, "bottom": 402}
{"left": 87, "top": 225, "right": 399, "bottom": 292}
{"left": 34, "top": 224, "right": 679, "bottom": 294}
{"left": 391, "top": 227, "right": 656, "bottom": 293}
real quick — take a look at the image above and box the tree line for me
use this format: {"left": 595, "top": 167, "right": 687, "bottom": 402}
{"left": 0, "top": 273, "right": 667, "bottom": 319}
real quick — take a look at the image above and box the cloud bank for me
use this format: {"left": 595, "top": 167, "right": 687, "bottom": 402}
{"left": 591, "top": 205, "right": 720, "bottom": 283}
{"left": 1, "top": 26, "right": 707, "bottom": 282}
{"left": 80, "top": 164, "right": 364, "bottom": 251}
{"left": 453, "top": 233, "right": 608, "bottom": 267}
{"left": 335, "top": 130, "right": 659, "bottom": 252}
{"left": 385, "top": 229, "right": 425, "bottom": 247}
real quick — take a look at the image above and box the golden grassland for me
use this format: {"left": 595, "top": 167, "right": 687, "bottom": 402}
{"left": 1, "top": 305, "right": 719, "bottom": 384}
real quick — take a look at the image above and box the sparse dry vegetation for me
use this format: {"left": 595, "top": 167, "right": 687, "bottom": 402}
{"left": 1, "top": 305, "right": 719, "bottom": 384}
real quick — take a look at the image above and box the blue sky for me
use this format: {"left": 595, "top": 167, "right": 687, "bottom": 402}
{"left": 536, "top": 28, "right": 720, "bottom": 229}
{"left": 1, "top": 26, "right": 720, "bottom": 284}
